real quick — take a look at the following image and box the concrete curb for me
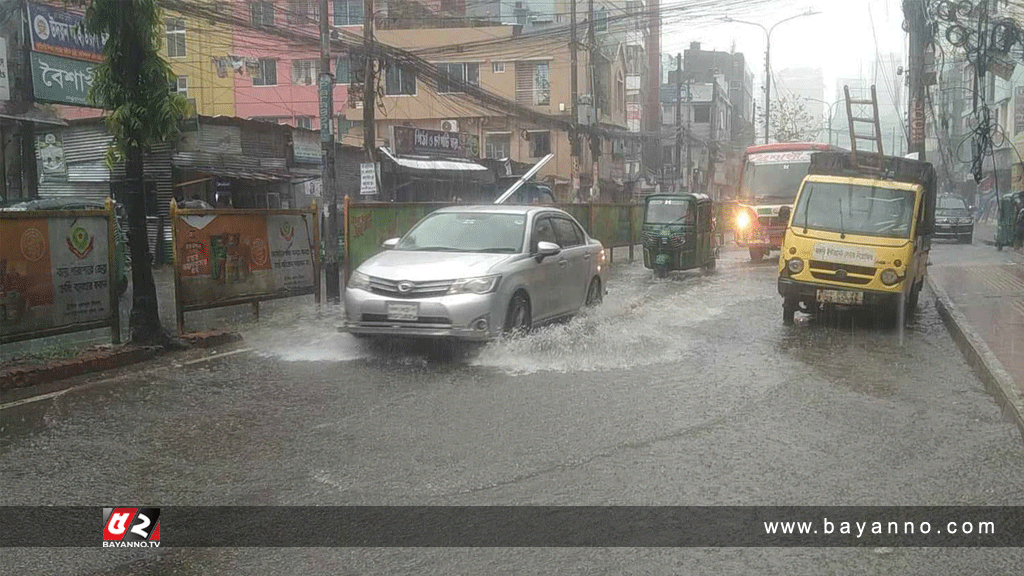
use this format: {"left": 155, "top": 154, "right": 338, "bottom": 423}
{"left": 928, "top": 277, "right": 1024, "bottom": 441}
{"left": 0, "top": 330, "right": 243, "bottom": 392}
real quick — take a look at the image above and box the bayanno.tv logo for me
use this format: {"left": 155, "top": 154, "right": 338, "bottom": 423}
{"left": 102, "top": 508, "right": 161, "bottom": 548}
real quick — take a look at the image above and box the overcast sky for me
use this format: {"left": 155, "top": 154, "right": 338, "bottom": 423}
{"left": 663, "top": 0, "right": 907, "bottom": 104}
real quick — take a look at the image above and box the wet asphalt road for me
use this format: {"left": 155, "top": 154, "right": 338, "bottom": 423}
{"left": 2, "top": 242, "right": 1024, "bottom": 575}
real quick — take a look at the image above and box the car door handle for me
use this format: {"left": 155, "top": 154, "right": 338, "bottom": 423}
{"left": 558, "top": 260, "right": 568, "bottom": 268}
{"left": 583, "top": 253, "right": 591, "bottom": 260}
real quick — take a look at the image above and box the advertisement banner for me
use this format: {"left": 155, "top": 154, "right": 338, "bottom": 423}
{"left": 0, "top": 37, "right": 10, "bottom": 101}
{"left": 292, "top": 129, "right": 320, "bottom": 164}
{"left": 174, "top": 211, "right": 316, "bottom": 309}
{"left": 36, "top": 133, "right": 68, "bottom": 183}
{"left": 27, "top": 2, "right": 107, "bottom": 63}
{"left": 30, "top": 52, "right": 96, "bottom": 107}
{"left": 1, "top": 214, "right": 111, "bottom": 340}
{"left": 392, "top": 126, "right": 480, "bottom": 158}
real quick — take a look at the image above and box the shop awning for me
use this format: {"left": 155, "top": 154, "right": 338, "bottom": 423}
{"left": 0, "top": 103, "right": 67, "bottom": 126}
{"left": 379, "top": 147, "right": 489, "bottom": 172}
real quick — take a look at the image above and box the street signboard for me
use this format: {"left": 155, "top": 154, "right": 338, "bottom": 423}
{"left": 27, "top": 2, "right": 107, "bottom": 63}
{"left": 292, "top": 129, "right": 320, "bottom": 164}
{"left": 30, "top": 52, "right": 96, "bottom": 106}
{"left": 360, "top": 163, "right": 377, "bottom": 195}
{"left": 392, "top": 125, "right": 480, "bottom": 158}
{"left": 910, "top": 97, "right": 925, "bottom": 147}
{"left": 319, "top": 73, "right": 333, "bottom": 143}
{"left": 1015, "top": 86, "right": 1024, "bottom": 135}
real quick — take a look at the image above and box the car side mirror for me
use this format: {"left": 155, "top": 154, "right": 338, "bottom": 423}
{"left": 381, "top": 238, "right": 400, "bottom": 250}
{"left": 778, "top": 206, "right": 792, "bottom": 222}
{"left": 535, "top": 241, "right": 561, "bottom": 261}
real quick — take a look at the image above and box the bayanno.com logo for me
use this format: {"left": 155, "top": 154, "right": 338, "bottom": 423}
{"left": 102, "top": 508, "right": 161, "bottom": 548}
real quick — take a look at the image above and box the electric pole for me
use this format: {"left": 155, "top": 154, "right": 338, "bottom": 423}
{"left": 764, "top": 37, "right": 771, "bottom": 144}
{"left": 707, "top": 78, "right": 719, "bottom": 198}
{"left": 685, "top": 76, "right": 692, "bottom": 191}
{"left": 674, "top": 54, "right": 682, "bottom": 192}
{"left": 320, "top": 0, "right": 339, "bottom": 302}
{"left": 588, "top": 0, "right": 600, "bottom": 200}
{"left": 570, "top": 0, "right": 579, "bottom": 201}
{"left": 363, "top": 0, "right": 376, "bottom": 166}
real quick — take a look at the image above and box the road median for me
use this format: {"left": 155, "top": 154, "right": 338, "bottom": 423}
{"left": 0, "top": 330, "right": 242, "bottom": 392}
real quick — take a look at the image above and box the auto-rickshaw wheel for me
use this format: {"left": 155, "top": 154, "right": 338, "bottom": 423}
{"left": 654, "top": 267, "right": 668, "bottom": 279}
{"left": 585, "top": 277, "right": 603, "bottom": 306}
{"left": 997, "top": 243, "right": 1003, "bottom": 251}
{"left": 703, "top": 258, "right": 716, "bottom": 273}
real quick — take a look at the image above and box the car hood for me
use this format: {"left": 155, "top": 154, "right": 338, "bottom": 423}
{"left": 356, "top": 250, "right": 517, "bottom": 281}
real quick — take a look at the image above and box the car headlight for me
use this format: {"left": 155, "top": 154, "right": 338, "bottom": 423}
{"left": 880, "top": 269, "right": 900, "bottom": 286}
{"left": 448, "top": 275, "right": 501, "bottom": 295}
{"left": 347, "top": 271, "right": 370, "bottom": 290}
{"left": 736, "top": 211, "right": 751, "bottom": 230}
{"left": 787, "top": 258, "right": 804, "bottom": 274}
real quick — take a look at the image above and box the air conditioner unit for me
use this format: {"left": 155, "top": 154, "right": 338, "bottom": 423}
{"left": 441, "top": 119, "right": 459, "bottom": 133}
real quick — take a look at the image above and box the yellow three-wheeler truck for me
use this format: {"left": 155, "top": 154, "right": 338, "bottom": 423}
{"left": 777, "top": 152, "right": 936, "bottom": 325}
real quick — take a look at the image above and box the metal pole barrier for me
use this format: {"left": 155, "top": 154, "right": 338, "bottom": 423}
{"left": 106, "top": 198, "right": 121, "bottom": 344}
{"left": 170, "top": 199, "right": 185, "bottom": 335}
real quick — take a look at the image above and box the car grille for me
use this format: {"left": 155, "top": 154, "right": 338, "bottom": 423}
{"left": 361, "top": 314, "right": 451, "bottom": 325}
{"left": 642, "top": 231, "right": 685, "bottom": 249}
{"left": 367, "top": 276, "right": 454, "bottom": 298}
{"left": 808, "top": 260, "right": 877, "bottom": 286}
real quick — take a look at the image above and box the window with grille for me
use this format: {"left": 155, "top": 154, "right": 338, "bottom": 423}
{"left": 515, "top": 62, "right": 549, "bottom": 106}
{"left": 295, "top": 116, "right": 313, "bottom": 129}
{"left": 287, "top": 0, "right": 319, "bottom": 23}
{"left": 385, "top": 63, "right": 416, "bottom": 95}
{"left": 170, "top": 75, "right": 188, "bottom": 99}
{"left": 253, "top": 59, "right": 278, "bottom": 86}
{"left": 492, "top": 62, "right": 505, "bottom": 74}
{"left": 694, "top": 104, "right": 711, "bottom": 123}
{"left": 166, "top": 18, "right": 186, "bottom": 58}
{"left": 485, "top": 133, "right": 511, "bottom": 159}
{"left": 250, "top": 2, "right": 275, "bottom": 27}
{"left": 334, "top": 0, "right": 363, "bottom": 25}
{"left": 528, "top": 131, "right": 550, "bottom": 157}
{"left": 437, "top": 63, "right": 479, "bottom": 93}
{"left": 292, "top": 59, "right": 316, "bottom": 85}
{"left": 595, "top": 7, "right": 608, "bottom": 32}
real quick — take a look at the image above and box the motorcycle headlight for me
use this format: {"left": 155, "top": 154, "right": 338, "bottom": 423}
{"left": 787, "top": 258, "right": 804, "bottom": 274}
{"left": 880, "top": 269, "right": 900, "bottom": 286}
{"left": 347, "top": 271, "right": 370, "bottom": 290}
{"left": 736, "top": 211, "right": 751, "bottom": 230}
{"left": 448, "top": 275, "right": 501, "bottom": 295}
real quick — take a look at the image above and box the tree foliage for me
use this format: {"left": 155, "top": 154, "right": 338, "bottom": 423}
{"left": 82, "top": 0, "right": 188, "bottom": 166}
{"left": 758, "top": 95, "right": 820, "bottom": 143}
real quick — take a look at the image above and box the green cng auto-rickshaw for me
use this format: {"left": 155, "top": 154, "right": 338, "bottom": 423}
{"left": 995, "top": 191, "right": 1024, "bottom": 250}
{"left": 641, "top": 193, "right": 717, "bottom": 278}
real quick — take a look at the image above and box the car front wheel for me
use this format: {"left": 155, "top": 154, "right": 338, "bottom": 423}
{"left": 585, "top": 277, "right": 602, "bottom": 307}
{"left": 503, "top": 292, "right": 531, "bottom": 337}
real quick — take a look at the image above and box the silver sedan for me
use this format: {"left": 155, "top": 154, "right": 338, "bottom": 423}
{"left": 343, "top": 205, "right": 605, "bottom": 340}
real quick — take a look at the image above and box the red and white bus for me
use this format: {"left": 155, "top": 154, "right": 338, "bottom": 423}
{"left": 734, "top": 142, "right": 844, "bottom": 261}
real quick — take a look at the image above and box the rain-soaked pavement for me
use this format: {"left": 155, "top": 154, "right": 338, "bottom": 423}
{"left": 2, "top": 242, "right": 1024, "bottom": 575}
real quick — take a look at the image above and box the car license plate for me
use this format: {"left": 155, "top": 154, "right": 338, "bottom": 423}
{"left": 386, "top": 302, "right": 419, "bottom": 321}
{"left": 817, "top": 289, "right": 864, "bottom": 305}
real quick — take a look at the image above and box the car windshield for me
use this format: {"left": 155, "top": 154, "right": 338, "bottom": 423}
{"left": 793, "top": 181, "right": 917, "bottom": 239}
{"left": 645, "top": 198, "right": 692, "bottom": 224}
{"left": 740, "top": 157, "right": 812, "bottom": 202}
{"left": 937, "top": 197, "right": 969, "bottom": 216}
{"left": 396, "top": 212, "right": 526, "bottom": 253}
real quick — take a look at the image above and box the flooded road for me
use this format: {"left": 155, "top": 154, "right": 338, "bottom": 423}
{"left": 3, "top": 244, "right": 1023, "bottom": 575}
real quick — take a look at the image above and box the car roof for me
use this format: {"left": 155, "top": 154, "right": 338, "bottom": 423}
{"left": 434, "top": 204, "right": 559, "bottom": 216}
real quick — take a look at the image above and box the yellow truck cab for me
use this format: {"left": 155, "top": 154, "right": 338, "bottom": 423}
{"left": 777, "top": 152, "right": 936, "bottom": 324}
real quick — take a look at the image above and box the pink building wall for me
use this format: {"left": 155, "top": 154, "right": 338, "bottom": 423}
{"left": 232, "top": 1, "right": 358, "bottom": 129}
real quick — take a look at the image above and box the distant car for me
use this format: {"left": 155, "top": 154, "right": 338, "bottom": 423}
{"left": 1, "top": 198, "right": 130, "bottom": 295}
{"left": 343, "top": 205, "right": 605, "bottom": 341}
{"left": 935, "top": 195, "right": 974, "bottom": 243}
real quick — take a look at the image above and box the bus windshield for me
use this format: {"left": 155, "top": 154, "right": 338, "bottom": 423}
{"left": 793, "top": 182, "right": 916, "bottom": 239}
{"left": 740, "top": 150, "right": 816, "bottom": 203}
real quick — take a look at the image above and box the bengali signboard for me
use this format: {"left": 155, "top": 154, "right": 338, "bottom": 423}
{"left": 0, "top": 37, "right": 10, "bottom": 101}
{"left": 27, "top": 2, "right": 107, "bottom": 63}
{"left": 392, "top": 125, "right": 480, "bottom": 158}
{"left": 31, "top": 52, "right": 95, "bottom": 106}
{"left": 748, "top": 150, "right": 815, "bottom": 165}
{"left": 1015, "top": 86, "right": 1024, "bottom": 136}
{"left": 360, "top": 163, "right": 377, "bottom": 195}
{"left": 172, "top": 209, "right": 318, "bottom": 313}
{"left": 36, "top": 133, "right": 67, "bottom": 183}
{"left": 293, "top": 129, "right": 321, "bottom": 164}
{"left": 1, "top": 211, "right": 115, "bottom": 342}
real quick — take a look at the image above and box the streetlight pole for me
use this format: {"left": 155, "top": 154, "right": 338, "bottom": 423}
{"left": 721, "top": 11, "right": 820, "bottom": 145}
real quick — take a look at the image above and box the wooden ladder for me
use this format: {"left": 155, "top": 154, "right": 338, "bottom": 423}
{"left": 843, "top": 84, "right": 885, "bottom": 169}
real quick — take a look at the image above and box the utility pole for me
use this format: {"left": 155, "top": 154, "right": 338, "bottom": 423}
{"left": 707, "top": 78, "right": 718, "bottom": 198}
{"left": 570, "top": 0, "right": 579, "bottom": 201}
{"left": 363, "top": 0, "right": 376, "bottom": 166}
{"left": 905, "top": 0, "right": 927, "bottom": 160}
{"left": 764, "top": 37, "right": 771, "bottom": 144}
{"left": 685, "top": 76, "right": 692, "bottom": 191}
{"left": 674, "top": 54, "right": 682, "bottom": 192}
{"left": 645, "top": 0, "right": 661, "bottom": 181}
{"left": 587, "top": 0, "right": 600, "bottom": 200}
{"left": 319, "top": 0, "right": 339, "bottom": 302}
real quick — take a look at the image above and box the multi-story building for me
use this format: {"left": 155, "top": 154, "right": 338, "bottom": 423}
{"left": 681, "top": 42, "right": 754, "bottom": 148}
{"left": 341, "top": 22, "right": 631, "bottom": 201}
{"left": 659, "top": 74, "right": 732, "bottom": 197}
{"left": 163, "top": 1, "right": 236, "bottom": 117}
